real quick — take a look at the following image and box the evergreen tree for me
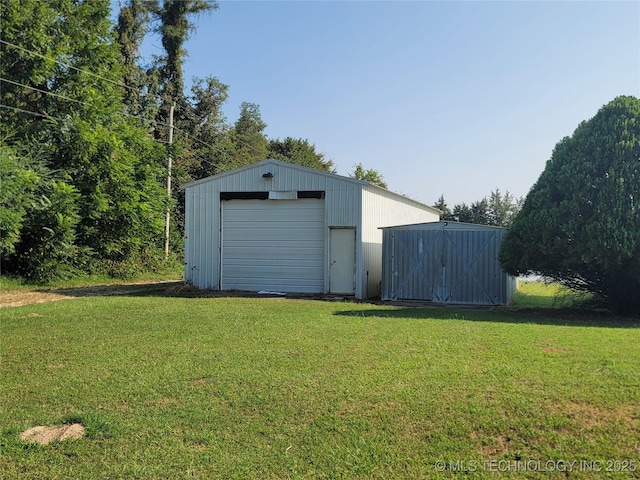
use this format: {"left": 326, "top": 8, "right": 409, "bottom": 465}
{"left": 469, "top": 198, "right": 489, "bottom": 225}
{"left": 499, "top": 96, "right": 640, "bottom": 314}
{"left": 433, "top": 195, "right": 453, "bottom": 220}
{"left": 437, "top": 190, "right": 521, "bottom": 226}
{"left": 451, "top": 203, "right": 472, "bottom": 223}
{"left": 231, "top": 102, "right": 268, "bottom": 168}
{"left": 487, "top": 189, "right": 521, "bottom": 227}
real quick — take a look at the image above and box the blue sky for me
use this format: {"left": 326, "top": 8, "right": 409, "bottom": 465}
{"left": 123, "top": 0, "right": 639, "bottom": 206}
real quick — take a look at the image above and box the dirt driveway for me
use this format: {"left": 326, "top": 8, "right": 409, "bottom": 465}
{"left": 0, "top": 280, "right": 183, "bottom": 308}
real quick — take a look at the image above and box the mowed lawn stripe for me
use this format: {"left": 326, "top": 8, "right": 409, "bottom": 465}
{"left": 1, "top": 297, "right": 638, "bottom": 479}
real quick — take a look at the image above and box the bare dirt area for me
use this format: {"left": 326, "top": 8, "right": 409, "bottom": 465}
{"left": 0, "top": 281, "right": 347, "bottom": 308}
{"left": 0, "top": 280, "right": 183, "bottom": 308}
{"left": 19, "top": 424, "right": 86, "bottom": 446}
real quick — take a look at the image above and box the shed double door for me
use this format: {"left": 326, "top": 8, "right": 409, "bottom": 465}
{"left": 387, "top": 229, "right": 502, "bottom": 304}
{"left": 220, "top": 198, "right": 325, "bottom": 293}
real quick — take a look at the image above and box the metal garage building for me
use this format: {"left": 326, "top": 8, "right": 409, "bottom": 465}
{"left": 183, "top": 159, "right": 440, "bottom": 299}
{"left": 381, "top": 221, "right": 516, "bottom": 305}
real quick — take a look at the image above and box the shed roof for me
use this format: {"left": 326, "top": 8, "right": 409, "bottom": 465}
{"left": 380, "top": 221, "right": 506, "bottom": 231}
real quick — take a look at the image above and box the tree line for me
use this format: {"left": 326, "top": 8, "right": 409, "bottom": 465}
{"left": 432, "top": 189, "right": 523, "bottom": 228}
{"left": 0, "top": 0, "right": 334, "bottom": 282}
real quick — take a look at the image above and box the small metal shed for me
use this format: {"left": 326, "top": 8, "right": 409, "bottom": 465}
{"left": 381, "top": 221, "right": 516, "bottom": 305}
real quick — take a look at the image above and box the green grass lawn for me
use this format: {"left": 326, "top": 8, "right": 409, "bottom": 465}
{"left": 1, "top": 293, "right": 638, "bottom": 479}
{"left": 510, "top": 281, "right": 591, "bottom": 309}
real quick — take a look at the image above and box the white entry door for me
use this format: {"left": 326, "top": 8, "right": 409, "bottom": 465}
{"left": 329, "top": 228, "right": 356, "bottom": 294}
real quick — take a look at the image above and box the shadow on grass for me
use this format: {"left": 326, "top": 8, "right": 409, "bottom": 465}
{"left": 8, "top": 281, "right": 639, "bottom": 328}
{"left": 36, "top": 283, "right": 349, "bottom": 302}
{"left": 333, "top": 305, "right": 640, "bottom": 329}
{"left": 44, "top": 280, "right": 184, "bottom": 298}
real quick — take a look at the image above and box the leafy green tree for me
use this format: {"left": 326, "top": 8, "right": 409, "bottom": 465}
{"left": 181, "top": 76, "right": 233, "bottom": 179}
{"left": 499, "top": 96, "right": 640, "bottom": 314}
{"left": 268, "top": 137, "right": 335, "bottom": 172}
{"left": 146, "top": 0, "right": 220, "bottom": 222}
{"left": 115, "top": 0, "right": 154, "bottom": 118}
{"left": 1, "top": 0, "right": 169, "bottom": 279}
{"left": 171, "top": 76, "right": 233, "bottom": 240}
{"left": 350, "top": 163, "right": 388, "bottom": 188}
{"left": 57, "top": 119, "right": 168, "bottom": 261}
{"left": 151, "top": 0, "right": 217, "bottom": 125}
{"left": 0, "top": 143, "right": 48, "bottom": 256}
{"left": 7, "top": 180, "right": 83, "bottom": 282}
{"left": 1, "top": 0, "right": 125, "bottom": 135}
{"left": 0, "top": 0, "right": 85, "bottom": 138}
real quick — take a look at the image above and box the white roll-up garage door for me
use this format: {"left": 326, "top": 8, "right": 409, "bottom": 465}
{"left": 221, "top": 198, "right": 325, "bottom": 293}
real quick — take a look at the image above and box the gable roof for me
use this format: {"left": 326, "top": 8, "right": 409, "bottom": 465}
{"left": 181, "top": 159, "right": 368, "bottom": 189}
{"left": 182, "top": 158, "right": 440, "bottom": 214}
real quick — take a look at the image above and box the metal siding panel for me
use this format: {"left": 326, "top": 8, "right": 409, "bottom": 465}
{"left": 443, "top": 230, "right": 494, "bottom": 305}
{"left": 206, "top": 181, "right": 218, "bottom": 289}
{"left": 199, "top": 187, "right": 212, "bottom": 288}
{"left": 184, "top": 189, "right": 196, "bottom": 285}
{"left": 382, "top": 229, "right": 442, "bottom": 301}
{"left": 381, "top": 229, "right": 392, "bottom": 300}
{"left": 400, "top": 230, "right": 431, "bottom": 301}
{"left": 184, "top": 183, "right": 219, "bottom": 290}
{"left": 195, "top": 189, "right": 204, "bottom": 286}
{"left": 326, "top": 181, "right": 359, "bottom": 227}
{"left": 361, "top": 188, "right": 440, "bottom": 299}
{"left": 193, "top": 189, "right": 203, "bottom": 287}
{"left": 209, "top": 163, "right": 358, "bottom": 227}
